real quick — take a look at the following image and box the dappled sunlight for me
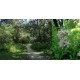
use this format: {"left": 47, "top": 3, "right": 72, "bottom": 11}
{"left": 71, "top": 27, "right": 80, "bottom": 32}
{"left": 0, "top": 19, "right": 51, "bottom": 60}
{"left": 26, "top": 43, "right": 43, "bottom": 54}
{"left": 20, "top": 32, "right": 30, "bottom": 37}
{"left": 70, "top": 27, "right": 80, "bottom": 40}
{"left": 4, "top": 43, "right": 25, "bottom": 54}
{"left": 9, "top": 45, "right": 21, "bottom": 53}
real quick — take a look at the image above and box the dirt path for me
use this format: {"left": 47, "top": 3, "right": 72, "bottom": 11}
{"left": 25, "top": 44, "right": 50, "bottom": 60}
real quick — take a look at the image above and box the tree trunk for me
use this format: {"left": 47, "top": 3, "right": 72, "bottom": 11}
{"left": 59, "top": 19, "right": 63, "bottom": 27}
{"left": 53, "top": 19, "right": 59, "bottom": 27}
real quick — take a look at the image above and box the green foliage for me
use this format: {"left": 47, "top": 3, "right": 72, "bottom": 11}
{"left": 64, "top": 19, "right": 78, "bottom": 29}
{"left": 52, "top": 22, "right": 80, "bottom": 60}
{"left": 0, "top": 24, "right": 14, "bottom": 43}
{"left": 19, "top": 32, "right": 30, "bottom": 43}
{"left": 0, "top": 42, "right": 27, "bottom": 59}
{"left": 4, "top": 43, "right": 24, "bottom": 53}
{"left": 0, "top": 19, "right": 80, "bottom": 60}
{"left": 31, "top": 42, "right": 51, "bottom": 51}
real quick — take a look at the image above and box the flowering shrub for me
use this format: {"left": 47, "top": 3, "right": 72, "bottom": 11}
{"left": 57, "top": 30, "right": 70, "bottom": 47}
{"left": 52, "top": 26, "right": 80, "bottom": 60}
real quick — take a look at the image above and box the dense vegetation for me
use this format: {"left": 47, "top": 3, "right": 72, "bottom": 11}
{"left": 0, "top": 19, "right": 80, "bottom": 60}
{"left": 52, "top": 19, "right": 80, "bottom": 60}
{"left": 0, "top": 19, "right": 52, "bottom": 60}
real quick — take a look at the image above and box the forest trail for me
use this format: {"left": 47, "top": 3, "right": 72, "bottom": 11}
{"left": 26, "top": 44, "right": 33, "bottom": 52}
{"left": 25, "top": 44, "right": 50, "bottom": 60}
{"left": 26, "top": 44, "right": 43, "bottom": 54}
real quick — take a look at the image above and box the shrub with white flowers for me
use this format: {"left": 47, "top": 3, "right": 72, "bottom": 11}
{"left": 57, "top": 29, "right": 70, "bottom": 47}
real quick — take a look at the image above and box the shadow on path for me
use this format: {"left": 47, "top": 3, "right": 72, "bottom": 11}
{"left": 18, "top": 44, "right": 51, "bottom": 60}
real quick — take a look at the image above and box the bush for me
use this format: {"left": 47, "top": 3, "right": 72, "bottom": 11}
{"left": 0, "top": 24, "right": 14, "bottom": 44}
{"left": 19, "top": 32, "right": 30, "bottom": 43}
{"left": 0, "top": 42, "right": 27, "bottom": 59}
{"left": 19, "top": 36, "right": 30, "bottom": 43}
{"left": 52, "top": 26, "right": 80, "bottom": 60}
{"left": 0, "top": 44, "right": 8, "bottom": 51}
{"left": 4, "top": 42, "right": 25, "bottom": 53}
{"left": 31, "top": 42, "right": 51, "bottom": 51}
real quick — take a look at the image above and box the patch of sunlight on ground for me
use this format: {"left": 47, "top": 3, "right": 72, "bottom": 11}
{"left": 10, "top": 45, "right": 21, "bottom": 53}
